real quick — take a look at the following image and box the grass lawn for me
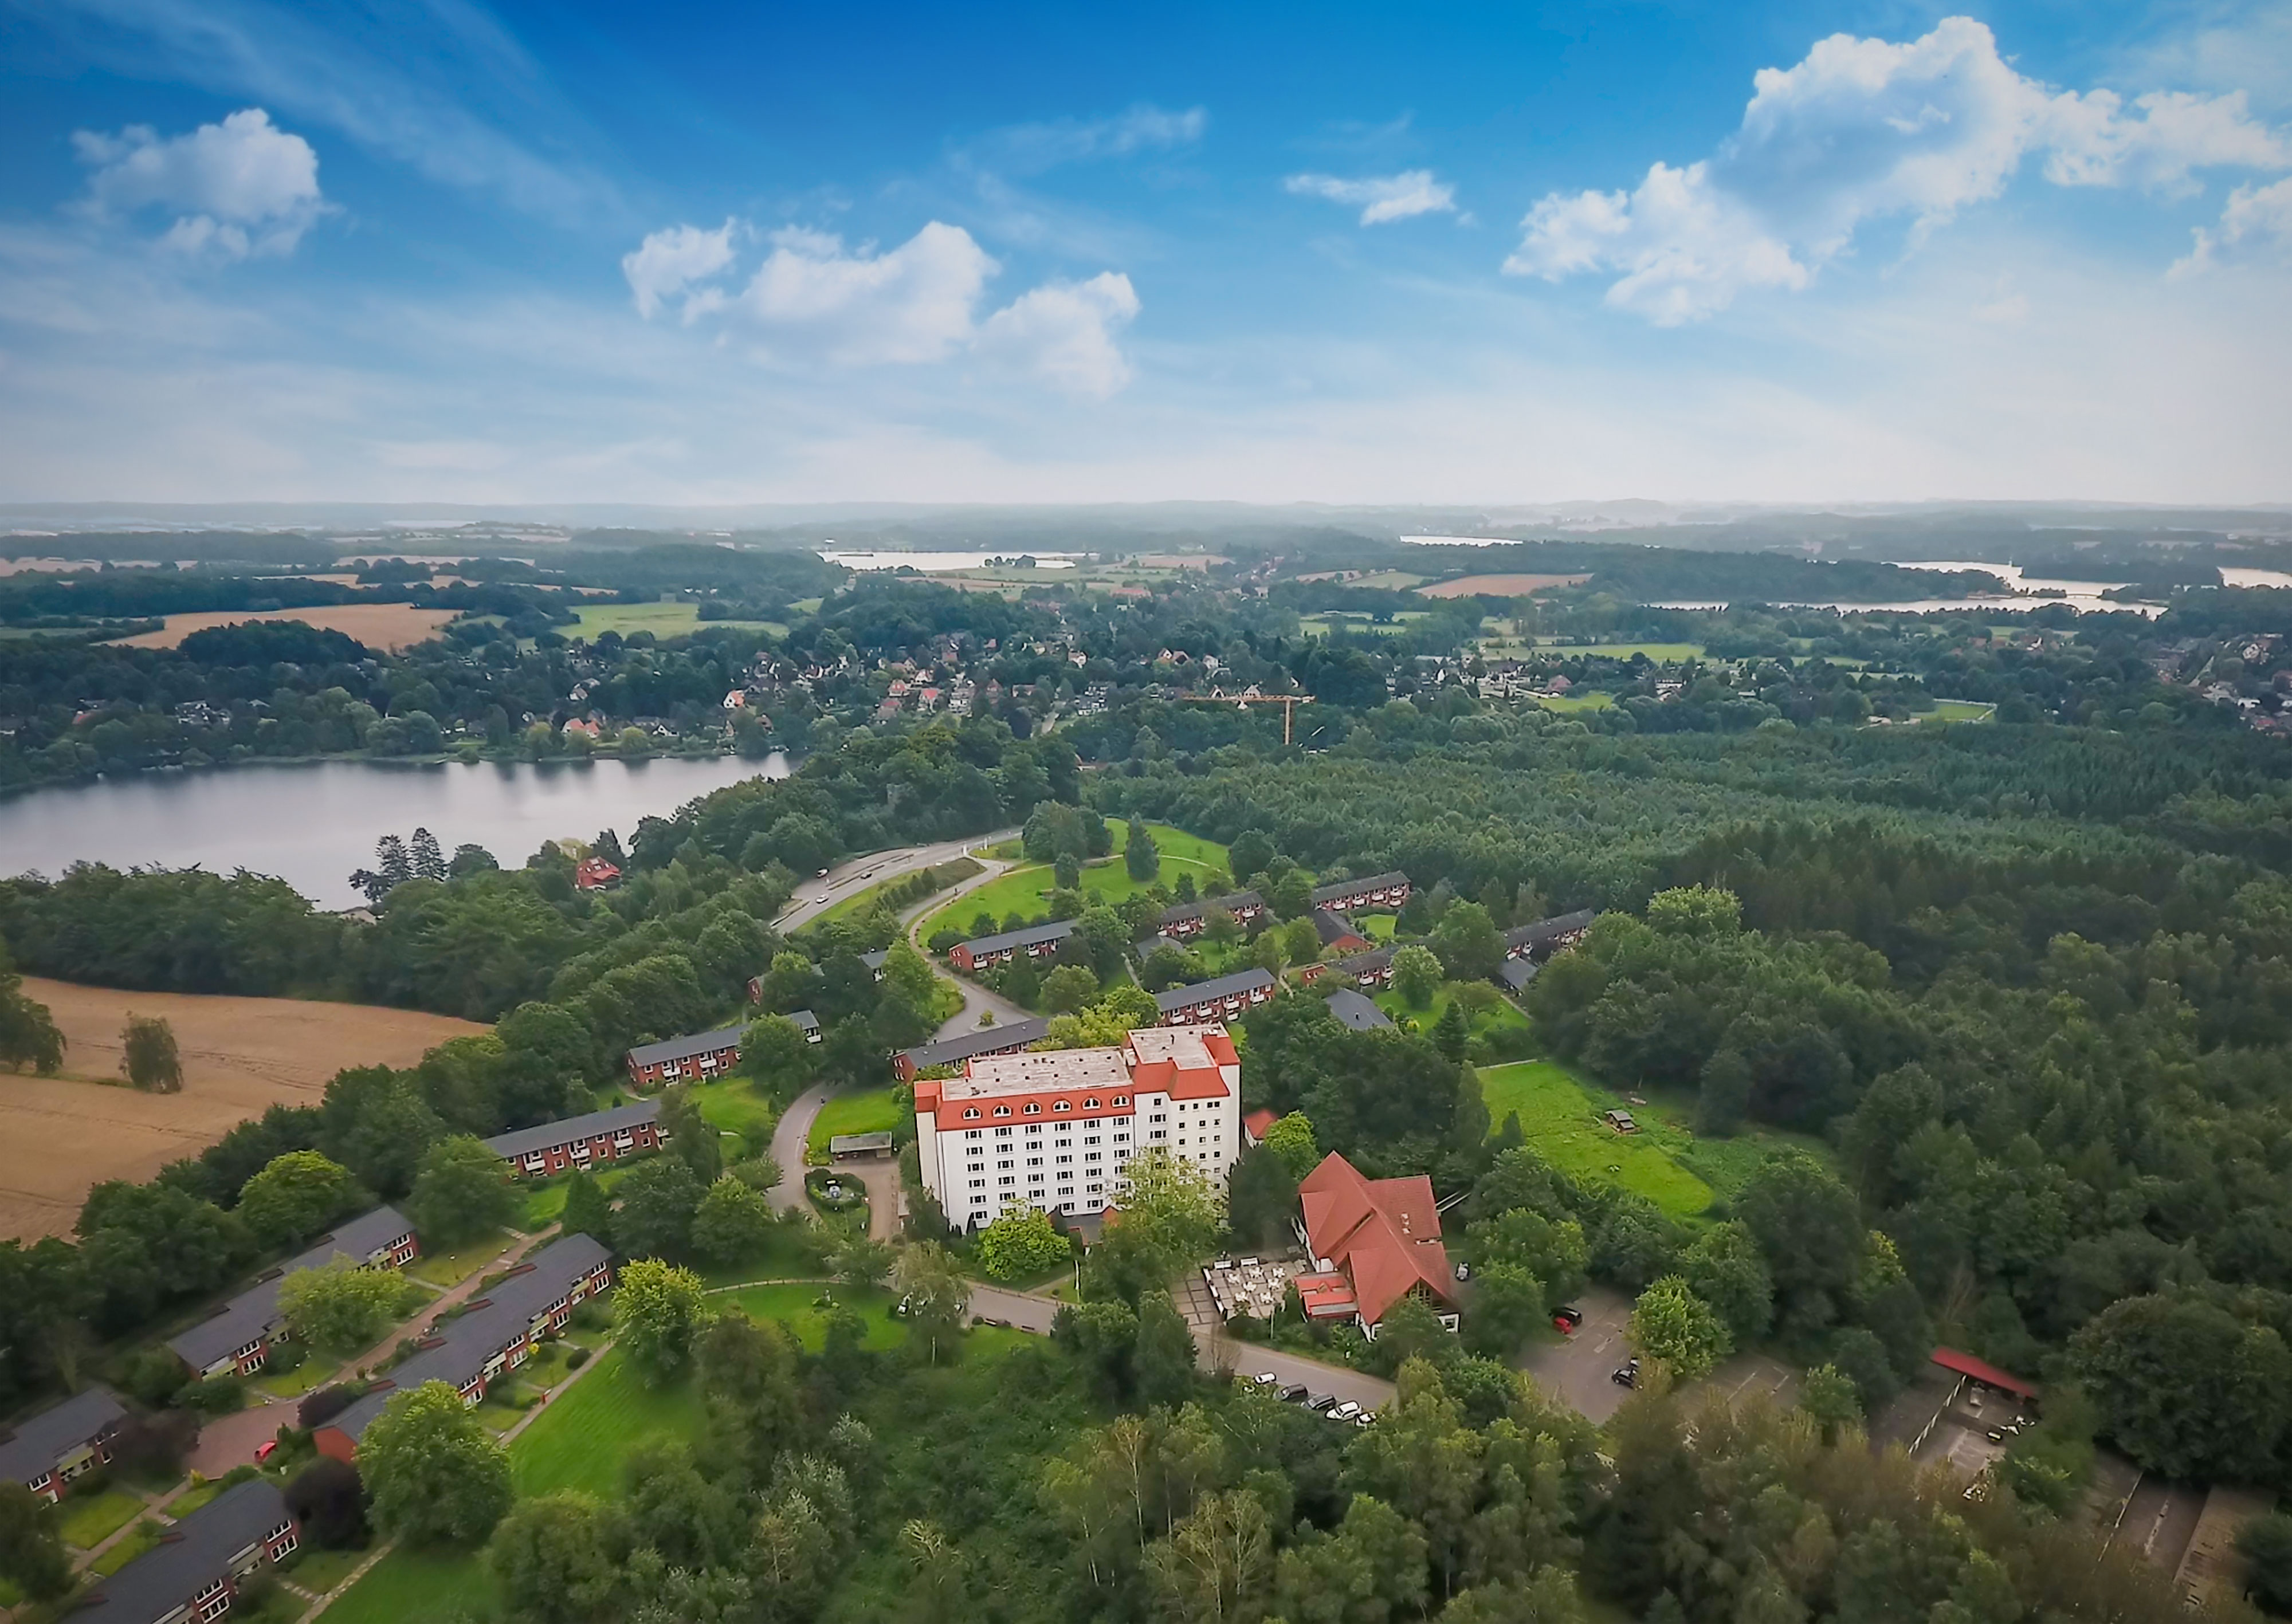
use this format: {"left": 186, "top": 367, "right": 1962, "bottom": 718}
{"left": 323, "top": 1546, "right": 494, "bottom": 1624}
{"left": 57, "top": 1487, "right": 143, "bottom": 1550}
{"left": 519, "top": 1163, "right": 632, "bottom": 1231}
{"left": 1604, "top": 1083, "right": 1838, "bottom": 1203}
{"left": 803, "top": 855, "right": 985, "bottom": 934}
{"left": 696, "top": 1224, "right": 825, "bottom": 1288}
{"left": 283, "top": 1544, "right": 367, "bottom": 1596}
{"left": 509, "top": 1346, "right": 708, "bottom": 1500}
{"left": 253, "top": 1356, "right": 337, "bottom": 1399}
{"left": 91, "top": 1520, "right": 160, "bottom": 1576}
{"left": 806, "top": 1087, "right": 905, "bottom": 1162}
{"left": 568, "top": 601, "right": 782, "bottom": 639}
{"left": 1532, "top": 691, "right": 1616, "bottom": 713}
{"left": 406, "top": 1230, "right": 515, "bottom": 1289}
{"left": 1530, "top": 642, "right": 1708, "bottom": 661}
{"left": 920, "top": 853, "right": 1225, "bottom": 944}
{"left": 1376, "top": 983, "right": 1532, "bottom": 1044}
{"left": 719, "top": 1283, "right": 905, "bottom": 1351}
{"left": 695, "top": 1075, "right": 778, "bottom": 1163}
{"left": 167, "top": 1478, "right": 227, "bottom": 1517}
{"left": 1478, "top": 1060, "right": 1715, "bottom": 1221}
{"left": 1112, "top": 819, "right": 1229, "bottom": 874}
{"left": 1918, "top": 699, "right": 1997, "bottom": 723}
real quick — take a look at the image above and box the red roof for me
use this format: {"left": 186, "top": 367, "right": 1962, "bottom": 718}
{"left": 1243, "top": 1108, "right": 1277, "bottom": 1143}
{"left": 1931, "top": 1346, "right": 2038, "bottom": 1401}
{"left": 1297, "top": 1152, "right": 1457, "bottom": 1327}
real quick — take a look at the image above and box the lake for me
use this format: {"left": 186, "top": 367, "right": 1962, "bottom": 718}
{"left": 0, "top": 754, "right": 790, "bottom": 910}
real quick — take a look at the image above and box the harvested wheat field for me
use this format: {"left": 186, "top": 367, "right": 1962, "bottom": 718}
{"left": 109, "top": 603, "right": 461, "bottom": 652}
{"left": 1415, "top": 573, "right": 1592, "bottom": 598}
{"left": 0, "top": 978, "right": 486, "bottom": 1241}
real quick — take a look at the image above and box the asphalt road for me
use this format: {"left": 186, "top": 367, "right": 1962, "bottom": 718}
{"left": 766, "top": 1084, "right": 830, "bottom": 1214}
{"left": 1203, "top": 1333, "right": 1399, "bottom": 1410}
{"left": 2114, "top": 1476, "right": 2205, "bottom": 1574}
{"left": 967, "top": 1282, "right": 1062, "bottom": 1332}
{"left": 773, "top": 829, "right": 1018, "bottom": 934}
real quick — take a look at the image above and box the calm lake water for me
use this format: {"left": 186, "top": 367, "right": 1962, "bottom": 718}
{"left": 0, "top": 754, "right": 790, "bottom": 910}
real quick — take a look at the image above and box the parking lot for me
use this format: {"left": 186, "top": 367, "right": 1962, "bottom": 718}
{"left": 1519, "top": 1285, "right": 1637, "bottom": 1422}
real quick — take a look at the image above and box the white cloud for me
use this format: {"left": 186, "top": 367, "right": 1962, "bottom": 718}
{"left": 621, "top": 219, "right": 739, "bottom": 318}
{"left": 74, "top": 107, "right": 325, "bottom": 258}
{"left": 982, "top": 104, "right": 1207, "bottom": 171}
{"left": 1285, "top": 170, "right": 1458, "bottom": 225}
{"left": 1508, "top": 16, "right": 2290, "bottom": 322}
{"left": 2175, "top": 175, "right": 2292, "bottom": 273}
{"left": 974, "top": 273, "right": 1140, "bottom": 396}
{"left": 737, "top": 223, "right": 996, "bottom": 364}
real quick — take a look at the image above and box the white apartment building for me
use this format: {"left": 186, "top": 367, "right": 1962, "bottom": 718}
{"left": 913, "top": 1023, "right": 1241, "bottom": 1230}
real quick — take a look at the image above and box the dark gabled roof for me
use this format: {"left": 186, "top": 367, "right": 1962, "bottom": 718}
{"left": 788, "top": 1008, "right": 821, "bottom": 1033}
{"left": 1322, "top": 989, "right": 1394, "bottom": 1032}
{"left": 1334, "top": 946, "right": 1394, "bottom": 976}
{"left": 626, "top": 1024, "right": 748, "bottom": 1068}
{"left": 955, "top": 919, "right": 1074, "bottom": 957}
{"left": 1504, "top": 910, "right": 1597, "bottom": 952}
{"left": 900, "top": 1017, "right": 1051, "bottom": 1073}
{"left": 482, "top": 1099, "right": 660, "bottom": 1162}
{"left": 1311, "top": 908, "right": 1369, "bottom": 946}
{"left": 860, "top": 949, "right": 889, "bottom": 970}
{"left": 167, "top": 1207, "right": 414, "bottom": 1370}
{"left": 1310, "top": 871, "right": 1410, "bottom": 906}
{"left": 327, "top": 1234, "right": 611, "bottom": 1445}
{"left": 1153, "top": 968, "right": 1275, "bottom": 1013}
{"left": 0, "top": 1387, "right": 125, "bottom": 1484}
{"left": 74, "top": 1478, "right": 288, "bottom": 1624}
{"left": 1498, "top": 958, "right": 1541, "bottom": 992}
{"left": 1157, "top": 891, "right": 1263, "bottom": 927}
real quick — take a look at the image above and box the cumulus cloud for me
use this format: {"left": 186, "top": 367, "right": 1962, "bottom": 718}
{"left": 974, "top": 273, "right": 1140, "bottom": 396}
{"left": 74, "top": 108, "right": 325, "bottom": 258}
{"left": 2175, "top": 175, "right": 2292, "bottom": 273}
{"left": 1285, "top": 170, "right": 1458, "bottom": 225}
{"left": 621, "top": 219, "right": 740, "bottom": 318}
{"left": 1506, "top": 16, "right": 2290, "bottom": 323}
{"left": 622, "top": 218, "right": 1141, "bottom": 392}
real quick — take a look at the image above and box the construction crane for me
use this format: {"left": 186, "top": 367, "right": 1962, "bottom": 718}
{"left": 1182, "top": 690, "right": 1316, "bottom": 745}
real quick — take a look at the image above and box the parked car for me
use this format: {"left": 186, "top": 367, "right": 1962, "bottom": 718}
{"left": 1306, "top": 1393, "right": 1338, "bottom": 1413}
{"left": 1612, "top": 1358, "right": 1640, "bottom": 1388}
{"left": 1280, "top": 1383, "right": 1309, "bottom": 1404}
{"left": 1252, "top": 1371, "right": 1281, "bottom": 1389}
{"left": 1353, "top": 1410, "right": 1377, "bottom": 1428}
{"left": 1331, "top": 1401, "right": 1363, "bottom": 1422}
{"left": 1553, "top": 1306, "right": 1585, "bottom": 1329}
{"left": 254, "top": 1440, "right": 278, "bottom": 1464}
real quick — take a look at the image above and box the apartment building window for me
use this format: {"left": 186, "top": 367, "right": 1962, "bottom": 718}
{"left": 1026, "top": 1156, "right": 1043, "bottom": 1167}
{"left": 998, "top": 1175, "right": 1015, "bottom": 1187}
{"left": 968, "top": 1179, "right": 986, "bottom": 1189}
{"left": 996, "top": 1159, "right": 1014, "bottom": 1170}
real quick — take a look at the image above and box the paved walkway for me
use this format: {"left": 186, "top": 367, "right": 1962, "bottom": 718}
{"left": 767, "top": 1085, "right": 831, "bottom": 1214}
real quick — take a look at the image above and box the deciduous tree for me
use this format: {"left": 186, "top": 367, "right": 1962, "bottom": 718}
{"left": 237, "top": 1150, "right": 360, "bottom": 1249}
{"left": 1627, "top": 1276, "right": 1732, "bottom": 1381}
{"left": 407, "top": 1135, "right": 520, "bottom": 1251}
{"left": 120, "top": 1013, "right": 183, "bottom": 1092}
{"left": 690, "top": 1175, "right": 778, "bottom": 1266}
{"left": 278, "top": 1256, "right": 414, "bottom": 1353}
{"left": 1391, "top": 944, "right": 1444, "bottom": 1010}
{"left": 614, "top": 1259, "right": 710, "bottom": 1384}
{"left": 360, "top": 1380, "right": 514, "bottom": 1546}
{"left": 978, "top": 1207, "right": 1071, "bottom": 1281}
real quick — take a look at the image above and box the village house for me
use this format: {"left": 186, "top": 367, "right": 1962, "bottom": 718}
{"left": 915, "top": 1024, "right": 1240, "bottom": 1230}
{"left": 573, "top": 855, "right": 620, "bottom": 891}
{"left": 483, "top": 1099, "right": 663, "bottom": 1180}
{"left": 893, "top": 1017, "right": 1052, "bottom": 1082}
{"left": 74, "top": 1478, "right": 299, "bottom": 1624}
{"left": 946, "top": 919, "right": 1074, "bottom": 973}
{"left": 1308, "top": 871, "right": 1412, "bottom": 913}
{"left": 168, "top": 1207, "right": 419, "bottom": 1379}
{"left": 1153, "top": 890, "right": 1266, "bottom": 938}
{"left": 1153, "top": 968, "right": 1277, "bottom": 1025}
{"left": 315, "top": 1234, "right": 613, "bottom": 1462}
{"left": 625, "top": 1023, "right": 747, "bottom": 1088}
{"left": 0, "top": 1386, "right": 127, "bottom": 1503}
{"left": 1293, "top": 1152, "right": 1462, "bottom": 1334}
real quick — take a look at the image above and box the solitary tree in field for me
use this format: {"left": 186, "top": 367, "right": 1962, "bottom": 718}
{"left": 119, "top": 1014, "right": 182, "bottom": 1093}
{"left": 0, "top": 941, "right": 64, "bottom": 1075}
{"left": 1125, "top": 817, "right": 1160, "bottom": 882}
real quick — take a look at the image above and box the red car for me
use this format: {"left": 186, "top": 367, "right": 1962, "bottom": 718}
{"left": 254, "top": 1440, "right": 278, "bottom": 1464}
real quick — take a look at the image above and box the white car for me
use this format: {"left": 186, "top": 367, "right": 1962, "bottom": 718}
{"left": 1331, "top": 1401, "right": 1363, "bottom": 1422}
{"left": 1251, "top": 1371, "right": 1281, "bottom": 1389}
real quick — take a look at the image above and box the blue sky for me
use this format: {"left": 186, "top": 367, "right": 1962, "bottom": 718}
{"left": 2, "top": 0, "right": 2289, "bottom": 505}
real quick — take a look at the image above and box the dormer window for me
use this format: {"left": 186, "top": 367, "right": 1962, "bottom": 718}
{"left": 1083, "top": 1097, "right": 1100, "bottom": 1108}
{"left": 1113, "top": 1094, "right": 1130, "bottom": 1106}
{"left": 1053, "top": 1100, "right": 1071, "bottom": 1112}
{"left": 1023, "top": 1103, "right": 1041, "bottom": 1115}
{"left": 963, "top": 1107, "right": 981, "bottom": 1120}
{"left": 994, "top": 1106, "right": 1012, "bottom": 1118}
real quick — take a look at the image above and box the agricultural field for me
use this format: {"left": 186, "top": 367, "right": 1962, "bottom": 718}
{"left": 108, "top": 604, "right": 462, "bottom": 652}
{"left": 807, "top": 1087, "right": 905, "bottom": 1161}
{"left": 1529, "top": 642, "right": 1707, "bottom": 662}
{"left": 0, "top": 979, "right": 485, "bottom": 1242}
{"left": 1414, "top": 573, "right": 1591, "bottom": 598}
{"left": 1348, "top": 571, "right": 1426, "bottom": 589}
{"left": 1477, "top": 1060, "right": 1715, "bottom": 1220}
{"left": 1297, "top": 613, "right": 1412, "bottom": 638}
{"left": 567, "top": 600, "right": 784, "bottom": 639}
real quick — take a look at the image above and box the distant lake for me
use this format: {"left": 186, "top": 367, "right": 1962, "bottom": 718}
{"left": 0, "top": 754, "right": 790, "bottom": 910}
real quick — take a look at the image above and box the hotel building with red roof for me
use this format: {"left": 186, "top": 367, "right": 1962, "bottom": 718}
{"left": 1294, "top": 1151, "right": 1463, "bottom": 1332}
{"left": 913, "top": 1023, "right": 1240, "bottom": 1231}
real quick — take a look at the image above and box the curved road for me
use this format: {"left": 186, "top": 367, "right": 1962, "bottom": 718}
{"left": 772, "top": 829, "right": 1018, "bottom": 934}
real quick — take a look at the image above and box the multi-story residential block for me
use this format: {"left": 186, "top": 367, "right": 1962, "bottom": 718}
{"left": 168, "top": 1207, "right": 419, "bottom": 1379}
{"left": 0, "top": 1387, "right": 127, "bottom": 1503}
{"left": 1153, "top": 891, "right": 1266, "bottom": 938}
{"left": 625, "top": 1024, "right": 748, "bottom": 1088}
{"left": 915, "top": 1024, "right": 1240, "bottom": 1230}
{"left": 75, "top": 1478, "right": 299, "bottom": 1624}
{"left": 1504, "top": 909, "right": 1597, "bottom": 962}
{"left": 893, "top": 1016, "right": 1051, "bottom": 1082}
{"left": 1152, "top": 968, "right": 1277, "bottom": 1025}
{"left": 315, "top": 1234, "right": 613, "bottom": 1461}
{"left": 1308, "top": 871, "right": 1412, "bottom": 913}
{"left": 482, "top": 1100, "right": 662, "bottom": 1180}
{"left": 946, "top": 919, "right": 1074, "bottom": 973}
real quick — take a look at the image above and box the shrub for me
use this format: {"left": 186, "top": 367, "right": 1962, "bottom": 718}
{"left": 297, "top": 1385, "right": 362, "bottom": 1430}
{"left": 179, "top": 1375, "right": 248, "bottom": 1415}
{"left": 567, "top": 1347, "right": 590, "bottom": 1370}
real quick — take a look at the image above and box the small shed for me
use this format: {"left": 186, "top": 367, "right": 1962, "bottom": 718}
{"left": 829, "top": 1131, "right": 894, "bottom": 1162}
{"left": 1602, "top": 1108, "right": 1638, "bottom": 1134}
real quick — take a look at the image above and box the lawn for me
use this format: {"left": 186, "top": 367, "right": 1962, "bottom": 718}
{"left": 1375, "top": 984, "right": 1532, "bottom": 1044}
{"left": 323, "top": 1546, "right": 494, "bottom": 1624}
{"left": 282, "top": 1543, "right": 367, "bottom": 1596}
{"left": 1531, "top": 691, "right": 1616, "bottom": 713}
{"left": 807, "top": 1087, "right": 905, "bottom": 1161}
{"left": 920, "top": 854, "right": 1224, "bottom": 945}
{"left": 568, "top": 601, "right": 783, "bottom": 639}
{"left": 802, "top": 855, "right": 984, "bottom": 933}
{"left": 519, "top": 1163, "right": 633, "bottom": 1230}
{"left": 718, "top": 1283, "right": 905, "bottom": 1351}
{"left": 253, "top": 1355, "right": 338, "bottom": 1399}
{"left": 406, "top": 1229, "right": 516, "bottom": 1289}
{"left": 57, "top": 1487, "right": 143, "bottom": 1549}
{"left": 695, "top": 1075, "right": 777, "bottom": 1162}
{"left": 1477, "top": 1060, "right": 1715, "bottom": 1221}
{"left": 1598, "top": 1083, "right": 1838, "bottom": 1203}
{"left": 1917, "top": 699, "right": 1997, "bottom": 723}
{"left": 508, "top": 1346, "right": 709, "bottom": 1499}
{"left": 167, "top": 1478, "right": 227, "bottom": 1517}
{"left": 1113, "top": 819, "right": 1229, "bottom": 873}
{"left": 91, "top": 1519, "right": 160, "bottom": 1576}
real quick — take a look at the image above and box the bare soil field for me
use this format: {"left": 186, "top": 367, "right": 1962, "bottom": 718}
{"left": 1415, "top": 573, "right": 1592, "bottom": 598}
{"left": 110, "top": 604, "right": 461, "bottom": 652}
{"left": 0, "top": 978, "right": 485, "bottom": 1240}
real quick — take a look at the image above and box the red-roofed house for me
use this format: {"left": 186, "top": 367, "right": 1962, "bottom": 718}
{"left": 1243, "top": 1108, "right": 1277, "bottom": 1146}
{"left": 1296, "top": 1152, "right": 1461, "bottom": 1332}
{"left": 574, "top": 855, "right": 621, "bottom": 891}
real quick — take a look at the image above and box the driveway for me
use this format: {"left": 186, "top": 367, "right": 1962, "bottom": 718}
{"left": 1517, "top": 1284, "right": 1635, "bottom": 1423}
{"left": 845, "top": 1155, "right": 902, "bottom": 1242}
{"left": 767, "top": 1085, "right": 831, "bottom": 1213}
